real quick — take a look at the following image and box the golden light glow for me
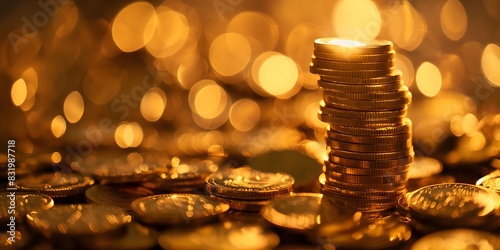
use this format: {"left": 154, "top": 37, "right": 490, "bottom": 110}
{"left": 484, "top": 0, "right": 500, "bottom": 19}
{"left": 190, "top": 80, "right": 228, "bottom": 120}
{"left": 441, "top": 0, "right": 467, "bottom": 41}
{"left": 177, "top": 56, "right": 209, "bottom": 90}
{"left": 115, "top": 122, "right": 144, "bottom": 148}
{"left": 51, "top": 152, "right": 62, "bottom": 163}
{"left": 83, "top": 67, "right": 121, "bottom": 105}
{"left": 19, "top": 67, "right": 38, "bottom": 111}
{"left": 63, "top": 91, "right": 85, "bottom": 123}
{"left": 227, "top": 12, "right": 279, "bottom": 51}
{"left": 254, "top": 52, "right": 300, "bottom": 98}
{"left": 396, "top": 54, "right": 415, "bottom": 87}
{"left": 229, "top": 99, "right": 261, "bottom": 132}
{"left": 209, "top": 33, "right": 251, "bottom": 77}
{"left": 388, "top": 2, "right": 426, "bottom": 51}
{"left": 11, "top": 78, "right": 27, "bottom": 106}
{"left": 481, "top": 43, "right": 500, "bottom": 86}
{"left": 462, "top": 113, "right": 478, "bottom": 136}
{"left": 416, "top": 62, "right": 442, "bottom": 97}
{"left": 140, "top": 87, "right": 167, "bottom": 122}
{"left": 52, "top": 2, "right": 79, "bottom": 38}
{"left": 111, "top": 1, "right": 157, "bottom": 52}
{"left": 333, "top": 0, "right": 381, "bottom": 40}
{"left": 51, "top": 115, "right": 66, "bottom": 138}
{"left": 145, "top": 7, "right": 188, "bottom": 58}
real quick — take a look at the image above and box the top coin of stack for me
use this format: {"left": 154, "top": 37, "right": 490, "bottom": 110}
{"left": 310, "top": 38, "right": 414, "bottom": 212}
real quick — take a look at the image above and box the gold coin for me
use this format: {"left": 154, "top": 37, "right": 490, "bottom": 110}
{"left": 407, "top": 183, "right": 500, "bottom": 229}
{"left": 322, "top": 185, "right": 406, "bottom": 198}
{"left": 311, "top": 57, "right": 395, "bottom": 70}
{"left": 324, "top": 178, "right": 407, "bottom": 191}
{"left": 327, "top": 131, "right": 412, "bottom": 144}
{"left": 323, "top": 92, "right": 412, "bottom": 111}
{"left": 26, "top": 204, "right": 131, "bottom": 238}
{"left": 205, "top": 167, "right": 294, "bottom": 200}
{"left": 322, "top": 86, "right": 408, "bottom": 100}
{"left": 131, "top": 194, "right": 229, "bottom": 226}
{"left": 328, "top": 119, "right": 412, "bottom": 136}
{"left": 319, "top": 80, "right": 404, "bottom": 92}
{"left": 0, "top": 193, "right": 53, "bottom": 223}
{"left": 329, "top": 147, "right": 414, "bottom": 161}
{"left": 326, "top": 139, "right": 413, "bottom": 153}
{"left": 319, "top": 105, "right": 407, "bottom": 119}
{"left": 319, "top": 112, "right": 404, "bottom": 127}
{"left": 325, "top": 162, "right": 411, "bottom": 175}
{"left": 261, "top": 193, "right": 323, "bottom": 231}
{"left": 313, "top": 38, "right": 393, "bottom": 54}
{"left": 311, "top": 65, "right": 395, "bottom": 78}
{"left": 329, "top": 154, "right": 414, "bottom": 168}
{"left": 15, "top": 172, "right": 94, "bottom": 198}
{"left": 476, "top": 170, "right": 500, "bottom": 193}
{"left": 313, "top": 50, "right": 395, "bottom": 62}
{"left": 411, "top": 229, "right": 500, "bottom": 250}
{"left": 320, "top": 71, "right": 401, "bottom": 84}
{"left": 325, "top": 172, "right": 408, "bottom": 185}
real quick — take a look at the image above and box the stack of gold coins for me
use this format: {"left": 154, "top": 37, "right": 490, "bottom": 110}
{"left": 310, "top": 38, "right": 414, "bottom": 212}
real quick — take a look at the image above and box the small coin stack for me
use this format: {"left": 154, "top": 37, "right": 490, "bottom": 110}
{"left": 310, "top": 38, "right": 414, "bottom": 213}
{"left": 205, "top": 167, "right": 294, "bottom": 212}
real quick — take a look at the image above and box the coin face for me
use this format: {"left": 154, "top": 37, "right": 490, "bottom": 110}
{"left": 131, "top": 194, "right": 229, "bottom": 226}
{"left": 26, "top": 204, "right": 131, "bottom": 237}
{"left": 261, "top": 193, "right": 323, "bottom": 231}
{"left": 410, "top": 229, "right": 500, "bottom": 250}
{"left": 205, "top": 167, "right": 294, "bottom": 200}
{"left": 407, "top": 183, "right": 500, "bottom": 229}
{"left": 15, "top": 172, "right": 94, "bottom": 197}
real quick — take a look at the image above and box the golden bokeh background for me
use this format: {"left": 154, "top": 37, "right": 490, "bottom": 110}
{"left": 1, "top": 0, "right": 500, "bottom": 168}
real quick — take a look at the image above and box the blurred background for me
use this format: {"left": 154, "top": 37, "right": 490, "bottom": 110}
{"left": 1, "top": 0, "right": 500, "bottom": 172}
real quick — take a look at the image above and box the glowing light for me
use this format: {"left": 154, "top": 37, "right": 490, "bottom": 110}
{"left": 51, "top": 115, "right": 66, "bottom": 138}
{"left": 64, "top": 91, "right": 85, "bottom": 123}
{"left": 229, "top": 99, "right": 261, "bottom": 132}
{"left": 11, "top": 78, "right": 27, "bottom": 106}
{"left": 52, "top": 2, "right": 79, "bottom": 38}
{"left": 209, "top": 33, "right": 251, "bottom": 77}
{"left": 227, "top": 12, "right": 279, "bottom": 51}
{"left": 111, "top": 1, "right": 157, "bottom": 52}
{"left": 83, "top": 68, "right": 121, "bottom": 105}
{"left": 333, "top": 0, "right": 381, "bottom": 40}
{"left": 254, "top": 52, "right": 300, "bottom": 98}
{"left": 484, "top": 0, "right": 500, "bottom": 19}
{"left": 388, "top": 2, "right": 426, "bottom": 51}
{"left": 416, "top": 62, "right": 442, "bottom": 97}
{"left": 140, "top": 87, "right": 167, "bottom": 122}
{"left": 51, "top": 152, "right": 62, "bottom": 163}
{"left": 19, "top": 68, "right": 38, "bottom": 111}
{"left": 462, "top": 113, "right": 478, "bottom": 136}
{"left": 481, "top": 44, "right": 500, "bottom": 86}
{"left": 190, "top": 80, "right": 228, "bottom": 119}
{"left": 441, "top": 0, "right": 467, "bottom": 41}
{"left": 115, "top": 122, "right": 143, "bottom": 148}
{"left": 395, "top": 54, "right": 415, "bottom": 87}
{"left": 145, "top": 7, "right": 188, "bottom": 58}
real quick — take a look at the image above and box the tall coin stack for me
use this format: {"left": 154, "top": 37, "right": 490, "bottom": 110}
{"left": 310, "top": 38, "right": 414, "bottom": 213}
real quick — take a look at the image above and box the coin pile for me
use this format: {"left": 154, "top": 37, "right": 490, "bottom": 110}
{"left": 205, "top": 167, "right": 294, "bottom": 212}
{"left": 310, "top": 38, "right": 414, "bottom": 212}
